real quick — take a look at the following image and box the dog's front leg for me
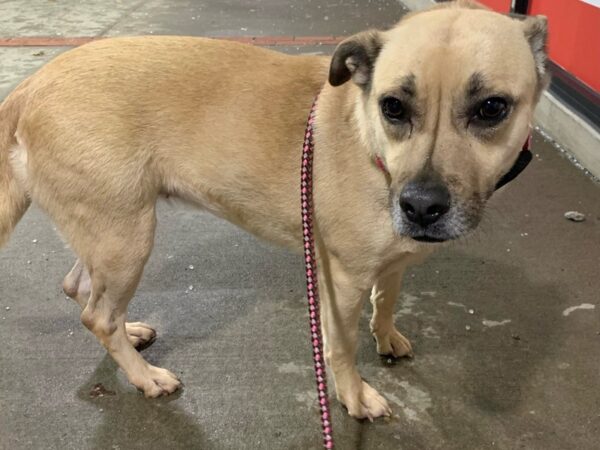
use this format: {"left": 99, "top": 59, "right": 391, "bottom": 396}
{"left": 370, "top": 269, "right": 413, "bottom": 358}
{"left": 319, "top": 253, "right": 391, "bottom": 420}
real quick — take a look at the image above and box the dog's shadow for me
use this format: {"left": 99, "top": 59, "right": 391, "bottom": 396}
{"left": 432, "top": 251, "right": 565, "bottom": 412}
{"left": 77, "top": 355, "right": 212, "bottom": 450}
{"left": 347, "top": 249, "right": 570, "bottom": 448}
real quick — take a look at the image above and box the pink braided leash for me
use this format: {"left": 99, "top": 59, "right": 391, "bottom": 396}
{"left": 301, "top": 95, "right": 334, "bottom": 449}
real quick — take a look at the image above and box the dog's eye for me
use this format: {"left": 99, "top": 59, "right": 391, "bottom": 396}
{"left": 381, "top": 97, "right": 406, "bottom": 122}
{"left": 476, "top": 97, "right": 508, "bottom": 122}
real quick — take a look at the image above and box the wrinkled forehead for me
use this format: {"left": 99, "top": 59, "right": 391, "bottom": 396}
{"left": 373, "top": 9, "right": 538, "bottom": 98}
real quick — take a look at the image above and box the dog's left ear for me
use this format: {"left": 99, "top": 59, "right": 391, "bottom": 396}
{"left": 520, "top": 15, "right": 550, "bottom": 88}
{"left": 329, "top": 30, "right": 384, "bottom": 88}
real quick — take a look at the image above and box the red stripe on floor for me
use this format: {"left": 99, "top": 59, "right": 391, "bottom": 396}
{"left": 0, "top": 35, "right": 344, "bottom": 47}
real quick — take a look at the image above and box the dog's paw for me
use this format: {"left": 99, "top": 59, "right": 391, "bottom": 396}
{"left": 373, "top": 326, "right": 413, "bottom": 359}
{"left": 126, "top": 322, "right": 156, "bottom": 350}
{"left": 133, "top": 365, "right": 182, "bottom": 398}
{"left": 342, "top": 380, "right": 392, "bottom": 421}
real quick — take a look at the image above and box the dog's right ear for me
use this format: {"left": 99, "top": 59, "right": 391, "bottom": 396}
{"left": 329, "top": 30, "right": 384, "bottom": 88}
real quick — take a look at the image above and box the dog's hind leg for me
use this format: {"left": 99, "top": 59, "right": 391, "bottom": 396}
{"left": 67, "top": 207, "right": 180, "bottom": 397}
{"left": 369, "top": 270, "right": 413, "bottom": 359}
{"left": 62, "top": 259, "right": 90, "bottom": 309}
{"left": 63, "top": 259, "right": 157, "bottom": 350}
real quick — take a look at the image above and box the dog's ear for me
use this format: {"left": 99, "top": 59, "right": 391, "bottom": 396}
{"left": 329, "top": 30, "right": 384, "bottom": 88}
{"left": 521, "top": 15, "right": 550, "bottom": 88}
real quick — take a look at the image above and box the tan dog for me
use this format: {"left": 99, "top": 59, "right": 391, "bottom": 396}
{"left": 0, "top": 1, "right": 548, "bottom": 419}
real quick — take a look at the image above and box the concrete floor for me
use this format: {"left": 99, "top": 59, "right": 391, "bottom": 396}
{"left": 1, "top": 1, "right": 599, "bottom": 449}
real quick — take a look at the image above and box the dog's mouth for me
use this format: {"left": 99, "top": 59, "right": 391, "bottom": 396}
{"left": 411, "top": 234, "right": 448, "bottom": 243}
{"left": 393, "top": 217, "right": 462, "bottom": 244}
{"left": 398, "top": 212, "right": 478, "bottom": 244}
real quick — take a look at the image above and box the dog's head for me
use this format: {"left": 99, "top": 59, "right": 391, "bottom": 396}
{"left": 329, "top": 0, "right": 549, "bottom": 243}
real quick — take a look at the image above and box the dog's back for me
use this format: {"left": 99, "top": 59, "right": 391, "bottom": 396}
{"left": 0, "top": 36, "right": 327, "bottom": 250}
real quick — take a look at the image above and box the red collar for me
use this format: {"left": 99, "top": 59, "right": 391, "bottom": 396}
{"left": 374, "top": 154, "right": 388, "bottom": 175}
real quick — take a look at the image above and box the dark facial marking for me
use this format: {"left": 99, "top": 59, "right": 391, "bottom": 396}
{"left": 453, "top": 72, "right": 516, "bottom": 138}
{"left": 466, "top": 72, "right": 485, "bottom": 99}
{"left": 399, "top": 73, "right": 417, "bottom": 98}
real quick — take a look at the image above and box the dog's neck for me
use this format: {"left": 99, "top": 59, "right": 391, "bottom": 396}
{"left": 314, "top": 83, "right": 384, "bottom": 183}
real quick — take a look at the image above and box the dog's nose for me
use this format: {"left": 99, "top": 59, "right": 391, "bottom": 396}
{"left": 400, "top": 181, "right": 451, "bottom": 227}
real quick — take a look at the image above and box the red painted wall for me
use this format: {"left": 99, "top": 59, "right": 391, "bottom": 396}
{"left": 477, "top": 0, "right": 600, "bottom": 92}
{"left": 529, "top": 0, "right": 600, "bottom": 92}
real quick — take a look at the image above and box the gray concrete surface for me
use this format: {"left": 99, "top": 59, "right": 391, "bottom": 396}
{"left": 1, "top": 1, "right": 599, "bottom": 449}
{"left": 0, "top": 0, "right": 406, "bottom": 38}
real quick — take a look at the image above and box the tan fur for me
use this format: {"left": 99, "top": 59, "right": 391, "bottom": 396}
{"left": 0, "top": 2, "right": 548, "bottom": 418}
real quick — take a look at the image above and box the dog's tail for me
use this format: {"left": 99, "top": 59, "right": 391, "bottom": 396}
{"left": 0, "top": 92, "right": 30, "bottom": 248}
